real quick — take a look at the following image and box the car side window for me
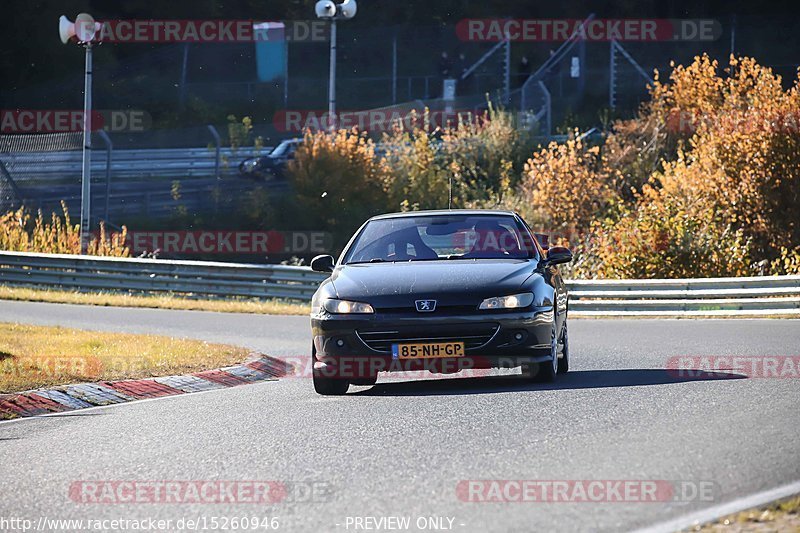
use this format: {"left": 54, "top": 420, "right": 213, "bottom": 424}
{"left": 515, "top": 215, "right": 542, "bottom": 261}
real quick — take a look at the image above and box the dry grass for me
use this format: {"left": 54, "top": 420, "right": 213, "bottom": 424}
{"left": 0, "top": 285, "right": 310, "bottom": 316}
{"left": 0, "top": 322, "right": 250, "bottom": 394}
{"left": 1, "top": 203, "right": 129, "bottom": 256}
{"left": 692, "top": 494, "right": 800, "bottom": 532}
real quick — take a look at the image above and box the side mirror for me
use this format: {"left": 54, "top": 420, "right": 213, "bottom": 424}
{"left": 310, "top": 254, "right": 335, "bottom": 272}
{"left": 545, "top": 246, "right": 572, "bottom": 266}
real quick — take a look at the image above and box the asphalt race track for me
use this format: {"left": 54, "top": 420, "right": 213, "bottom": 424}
{"left": 1, "top": 300, "right": 799, "bottom": 532}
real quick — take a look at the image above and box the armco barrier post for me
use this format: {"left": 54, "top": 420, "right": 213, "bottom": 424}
{"left": 207, "top": 124, "right": 221, "bottom": 180}
{"left": 98, "top": 130, "right": 113, "bottom": 222}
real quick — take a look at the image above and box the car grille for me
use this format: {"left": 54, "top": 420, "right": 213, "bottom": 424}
{"left": 375, "top": 305, "right": 479, "bottom": 315}
{"left": 356, "top": 323, "right": 500, "bottom": 354}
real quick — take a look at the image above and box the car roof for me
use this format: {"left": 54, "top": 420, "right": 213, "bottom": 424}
{"left": 274, "top": 138, "right": 302, "bottom": 147}
{"left": 368, "top": 209, "right": 520, "bottom": 221}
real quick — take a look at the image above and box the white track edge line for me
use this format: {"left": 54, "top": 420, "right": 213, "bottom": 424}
{"left": 634, "top": 479, "right": 800, "bottom": 533}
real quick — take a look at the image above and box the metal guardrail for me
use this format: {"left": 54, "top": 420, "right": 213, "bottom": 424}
{"left": 0, "top": 251, "right": 327, "bottom": 301}
{"left": 0, "top": 251, "right": 799, "bottom": 316}
{"left": 2, "top": 143, "right": 279, "bottom": 221}
{"left": 28, "top": 179, "right": 288, "bottom": 220}
{"left": 568, "top": 276, "right": 800, "bottom": 316}
{"left": 4, "top": 147, "right": 268, "bottom": 182}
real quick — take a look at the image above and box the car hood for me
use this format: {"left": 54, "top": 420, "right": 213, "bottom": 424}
{"left": 329, "top": 260, "right": 537, "bottom": 307}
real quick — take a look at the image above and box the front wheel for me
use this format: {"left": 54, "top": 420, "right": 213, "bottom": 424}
{"left": 312, "top": 344, "right": 349, "bottom": 395}
{"left": 557, "top": 320, "right": 569, "bottom": 374}
{"left": 522, "top": 318, "right": 558, "bottom": 383}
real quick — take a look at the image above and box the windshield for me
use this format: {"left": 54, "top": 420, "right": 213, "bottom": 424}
{"left": 343, "top": 214, "right": 538, "bottom": 263}
{"left": 270, "top": 141, "right": 291, "bottom": 157}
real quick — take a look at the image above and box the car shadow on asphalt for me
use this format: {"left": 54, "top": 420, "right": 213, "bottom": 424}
{"left": 351, "top": 369, "right": 747, "bottom": 396}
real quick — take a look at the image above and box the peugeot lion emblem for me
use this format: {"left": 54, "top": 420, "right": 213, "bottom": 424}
{"left": 415, "top": 300, "right": 437, "bottom": 312}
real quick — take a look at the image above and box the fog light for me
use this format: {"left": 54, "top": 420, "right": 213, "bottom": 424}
{"left": 336, "top": 339, "right": 345, "bottom": 347}
{"left": 514, "top": 332, "right": 524, "bottom": 341}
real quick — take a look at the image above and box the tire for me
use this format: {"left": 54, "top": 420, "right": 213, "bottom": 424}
{"left": 557, "top": 320, "right": 569, "bottom": 375}
{"left": 312, "top": 344, "right": 349, "bottom": 395}
{"left": 350, "top": 374, "right": 378, "bottom": 387}
{"left": 313, "top": 372, "right": 349, "bottom": 395}
{"left": 522, "top": 318, "right": 558, "bottom": 383}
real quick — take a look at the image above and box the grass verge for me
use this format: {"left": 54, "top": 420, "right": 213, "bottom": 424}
{"left": 0, "top": 285, "right": 310, "bottom": 316}
{"left": 693, "top": 494, "right": 800, "bottom": 531}
{"left": 0, "top": 322, "right": 250, "bottom": 394}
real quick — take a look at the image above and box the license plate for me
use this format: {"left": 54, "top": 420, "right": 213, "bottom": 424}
{"left": 391, "top": 342, "right": 465, "bottom": 359}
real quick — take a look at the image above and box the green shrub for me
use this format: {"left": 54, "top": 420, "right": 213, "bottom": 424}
{"left": 379, "top": 106, "right": 530, "bottom": 211}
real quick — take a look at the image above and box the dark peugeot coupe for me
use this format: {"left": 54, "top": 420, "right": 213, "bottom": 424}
{"left": 309, "top": 210, "right": 573, "bottom": 395}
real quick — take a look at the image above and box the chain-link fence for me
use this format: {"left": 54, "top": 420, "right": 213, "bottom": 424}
{"left": 6, "top": 19, "right": 797, "bottom": 143}
{"left": 0, "top": 133, "right": 83, "bottom": 212}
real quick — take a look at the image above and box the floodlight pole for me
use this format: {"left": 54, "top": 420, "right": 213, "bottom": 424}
{"left": 317, "top": 0, "right": 356, "bottom": 132}
{"left": 328, "top": 19, "right": 337, "bottom": 131}
{"left": 79, "top": 42, "right": 93, "bottom": 254}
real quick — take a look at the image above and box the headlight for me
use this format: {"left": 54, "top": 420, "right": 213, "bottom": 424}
{"left": 244, "top": 160, "right": 259, "bottom": 170}
{"left": 478, "top": 292, "right": 534, "bottom": 310}
{"left": 322, "top": 298, "right": 374, "bottom": 314}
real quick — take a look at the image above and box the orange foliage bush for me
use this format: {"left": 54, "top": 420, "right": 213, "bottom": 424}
{"left": 517, "top": 54, "right": 800, "bottom": 278}
{"left": 283, "top": 56, "right": 799, "bottom": 277}
{"left": 287, "top": 128, "right": 389, "bottom": 241}
{"left": 517, "top": 133, "right": 614, "bottom": 238}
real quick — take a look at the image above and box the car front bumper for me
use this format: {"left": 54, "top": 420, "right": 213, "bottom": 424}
{"left": 311, "top": 307, "right": 555, "bottom": 378}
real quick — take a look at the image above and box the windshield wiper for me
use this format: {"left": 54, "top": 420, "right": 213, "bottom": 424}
{"left": 407, "top": 254, "right": 470, "bottom": 260}
{"left": 346, "top": 258, "right": 388, "bottom": 265}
